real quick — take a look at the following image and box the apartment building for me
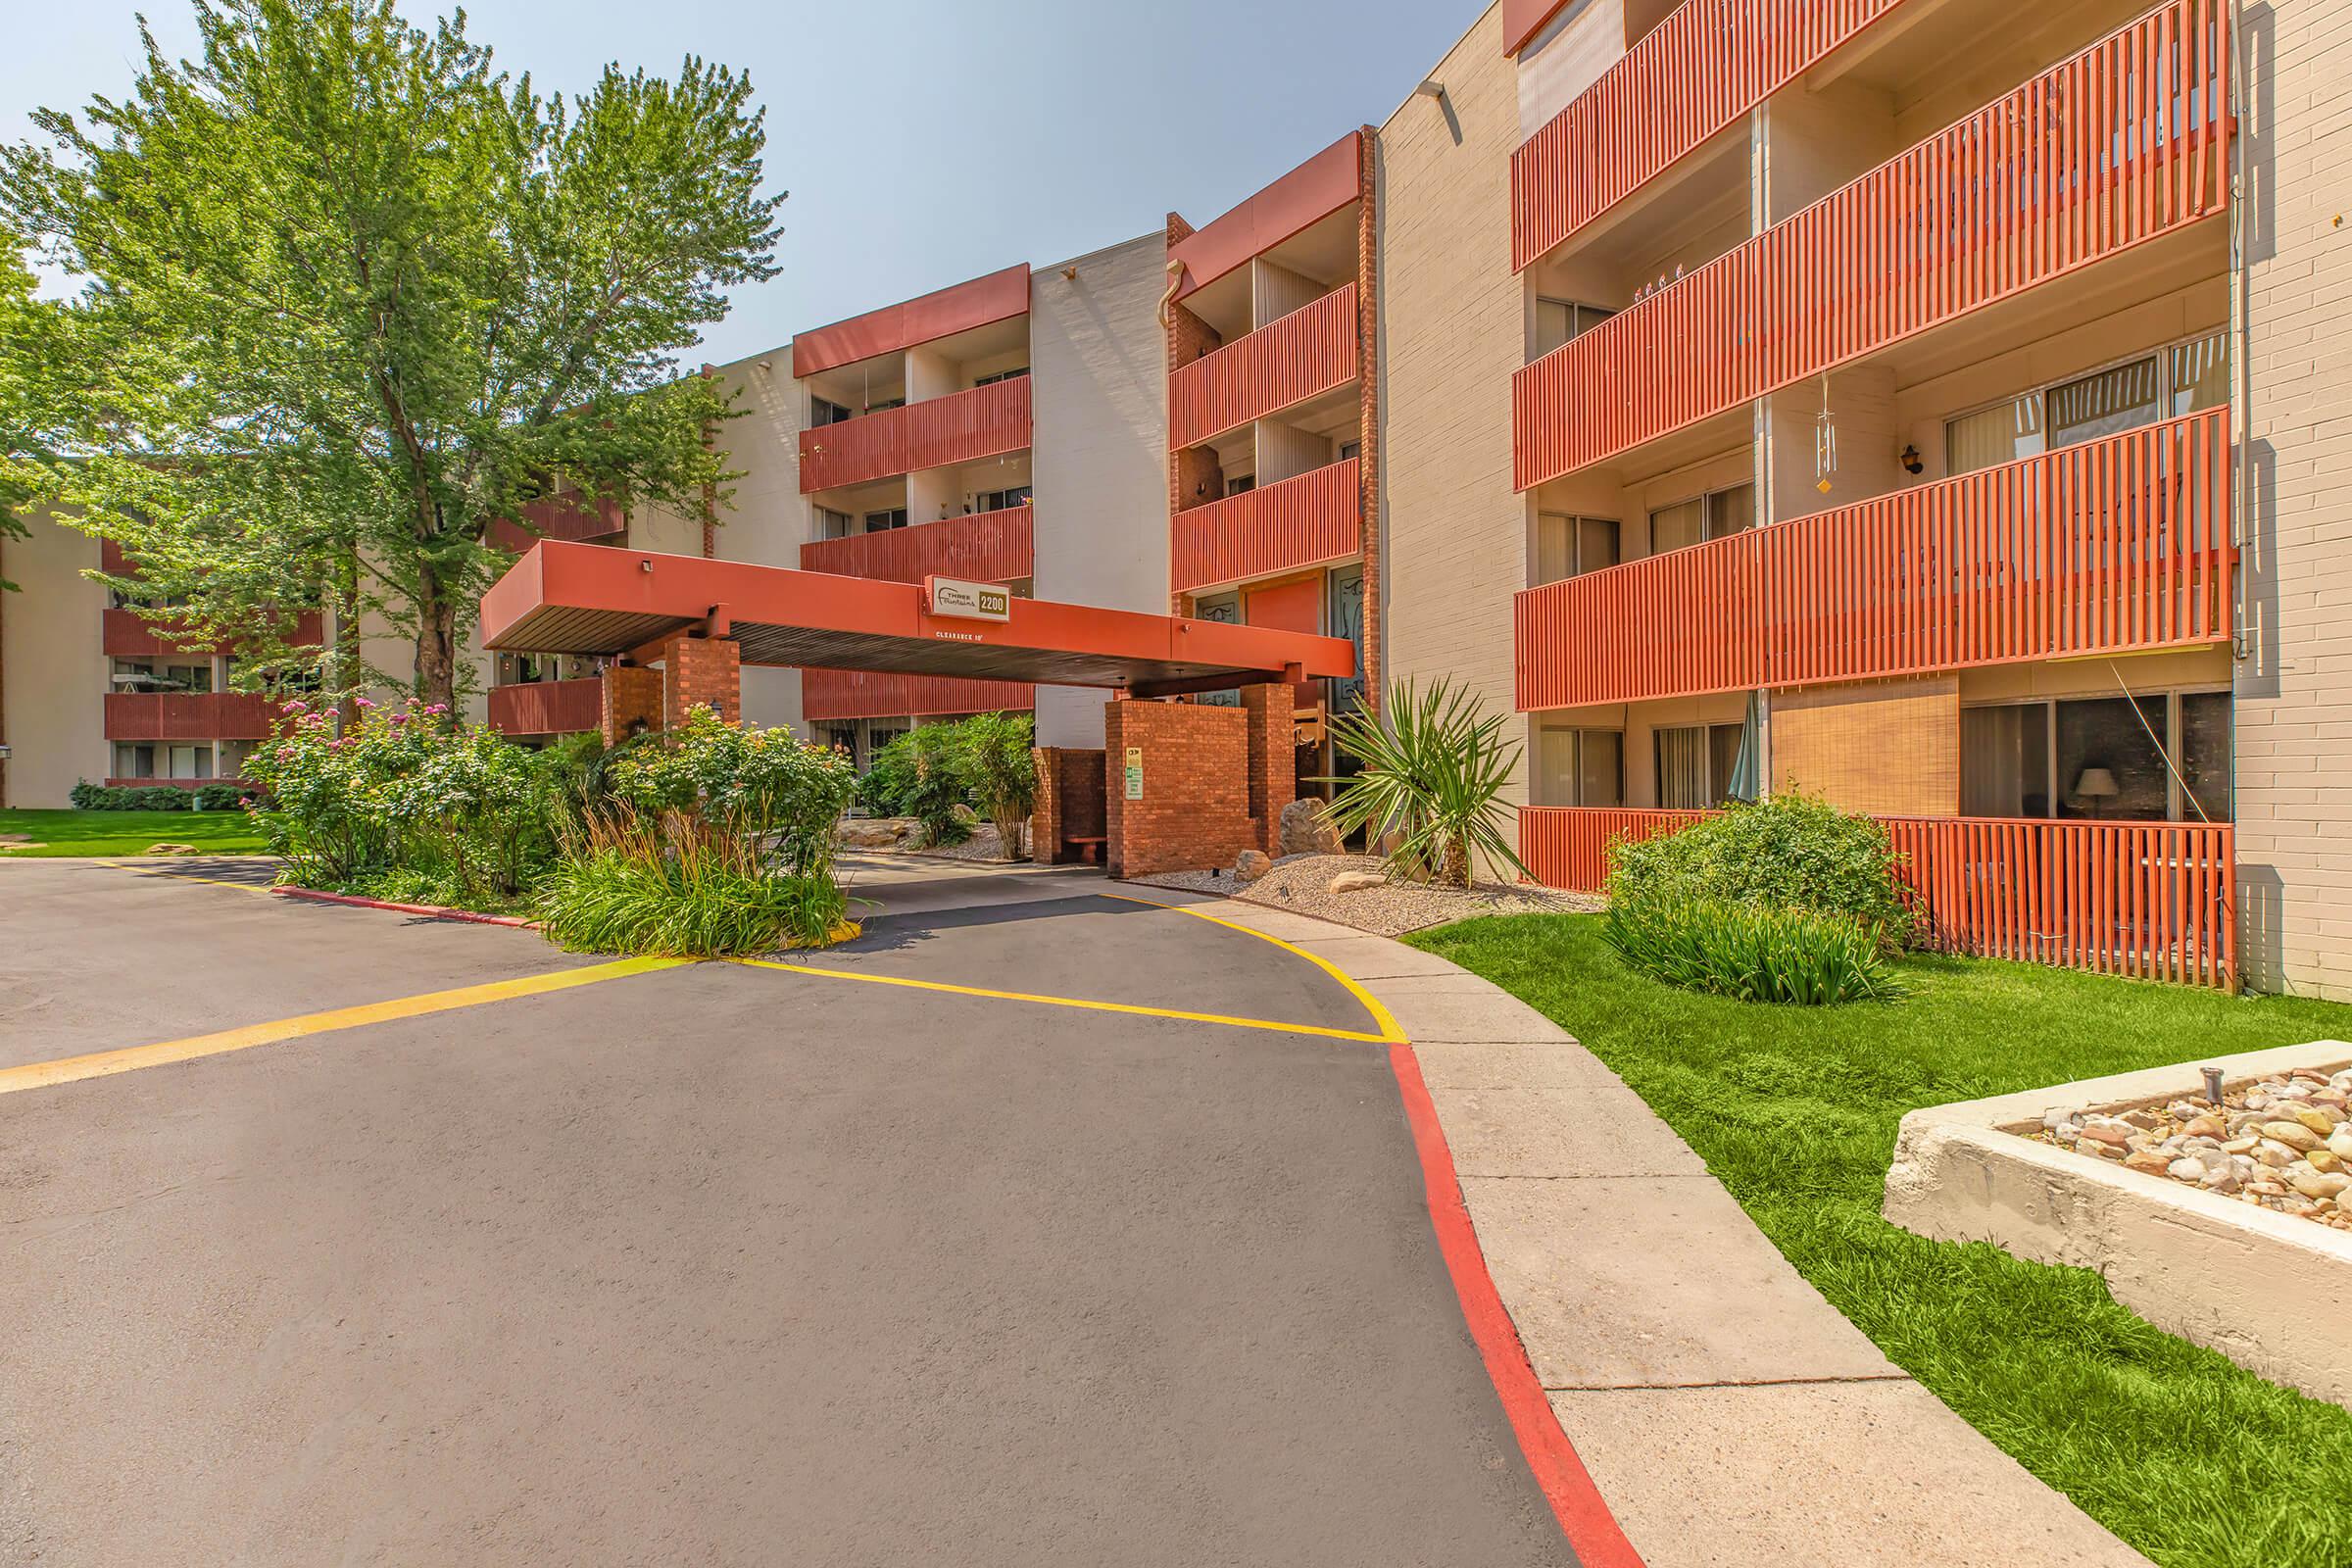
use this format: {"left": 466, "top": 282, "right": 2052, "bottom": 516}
{"left": 7, "top": 0, "right": 2348, "bottom": 995}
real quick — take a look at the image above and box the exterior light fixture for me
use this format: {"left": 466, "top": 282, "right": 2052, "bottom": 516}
{"left": 1415, "top": 78, "right": 1446, "bottom": 101}
{"left": 1900, "top": 444, "right": 1924, "bottom": 475}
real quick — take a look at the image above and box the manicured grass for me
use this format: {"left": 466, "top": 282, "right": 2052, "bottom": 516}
{"left": 1407, "top": 913, "right": 2352, "bottom": 1568}
{"left": 0, "top": 807, "right": 272, "bottom": 858}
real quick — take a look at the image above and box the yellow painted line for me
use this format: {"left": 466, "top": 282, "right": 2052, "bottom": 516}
{"left": 1095, "top": 890, "right": 1407, "bottom": 1045}
{"left": 737, "top": 957, "right": 1394, "bottom": 1044}
{"left": 0, "top": 956, "right": 689, "bottom": 1097}
{"left": 93, "top": 858, "right": 274, "bottom": 896}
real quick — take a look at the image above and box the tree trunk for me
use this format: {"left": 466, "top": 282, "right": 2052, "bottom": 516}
{"left": 333, "top": 557, "right": 363, "bottom": 734}
{"left": 1440, "top": 835, "right": 1470, "bottom": 890}
{"left": 414, "top": 564, "right": 460, "bottom": 720}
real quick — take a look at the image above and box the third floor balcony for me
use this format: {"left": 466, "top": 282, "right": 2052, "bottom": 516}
{"left": 1513, "top": 0, "right": 2230, "bottom": 492}
{"left": 1515, "top": 408, "right": 2232, "bottom": 710}
{"left": 1171, "top": 458, "right": 1361, "bottom": 595}
{"left": 798, "top": 376, "right": 1033, "bottom": 495}
{"left": 798, "top": 505, "right": 1033, "bottom": 587}
{"left": 1169, "top": 284, "right": 1358, "bottom": 451}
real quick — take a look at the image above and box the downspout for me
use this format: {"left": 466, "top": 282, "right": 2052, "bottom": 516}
{"left": 2229, "top": 0, "right": 2249, "bottom": 570}
{"left": 1155, "top": 259, "right": 1187, "bottom": 330}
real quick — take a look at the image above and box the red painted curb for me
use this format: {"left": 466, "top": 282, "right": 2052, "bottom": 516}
{"left": 1388, "top": 1041, "right": 1647, "bottom": 1568}
{"left": 270, "top": 886, "right": 540, "bottom": 930}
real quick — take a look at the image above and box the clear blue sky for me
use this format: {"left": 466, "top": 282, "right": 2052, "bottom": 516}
{"left": 4, "top": 0, "right": 1480, "bottom": 364}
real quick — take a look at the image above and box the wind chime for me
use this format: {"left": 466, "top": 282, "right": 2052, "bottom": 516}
{"left": 1813, "top": 371, "right": 1838, "bottom": 495}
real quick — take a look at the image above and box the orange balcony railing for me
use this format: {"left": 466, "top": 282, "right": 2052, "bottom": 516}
{"left": 488, "top": 495, "right": 629, "bottom": 554}
{"left": 103, "top": 691, "right": 291, "bottom": 742}
{"left": 1510, "top": 0, "right": 1908, "bottom": 269}
{"left": 101, "top": 607, "right": 326, "bottom": 660}
{"left": 1514, "top": 0, "right": 2230, "bottom": 490}
{"left": 1171, "top": 459, "right": 1361, "bottom": 594}
{"left": 488, "top": 677, "right": 604, "bottom": 737}
{"left": 1516, "top": 411, "right": 2232, "bottom": 709}
{"left": 799, "top": 377, "right": 1033, "bottom": 495}
{"left": 799, "top": 506, "right": 1033, "bottom": 586}
{"left": 801, "top": 669, "right": 1035, "bottom": 723}
{"left": 1518, "top": 807, "right": 2235, "bottom": 987}
{"left": 1169, "top": 285, "right": 1358, "bottom": 450}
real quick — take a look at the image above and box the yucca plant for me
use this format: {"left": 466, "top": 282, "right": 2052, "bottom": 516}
{"left": 1317, "top": 678, "right": 1529, "bottom": 890}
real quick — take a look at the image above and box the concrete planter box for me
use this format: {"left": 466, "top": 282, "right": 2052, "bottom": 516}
{"left": 1884, "top": 1041, "right": 2352, "bottom": 1408}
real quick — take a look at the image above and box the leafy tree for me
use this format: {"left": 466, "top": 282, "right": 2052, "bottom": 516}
{"left": 1318, "top": 678, "right": 1528, "bottom": 890}
{"left": 0, "top": 0, "right": 782, "bottom": 710}
{"left": 0, "top": 242, "right": 77, "bottom": 592}
{"left": 951, "top": 710, "right": 1037, "bottom": 860}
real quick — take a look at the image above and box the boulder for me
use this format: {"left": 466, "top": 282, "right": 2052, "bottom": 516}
{"left": 951, "top": 803, "right": 979, "bottom": 826}
{"left": 144, "top": 843, "right": 200, "bottom": 856}
{"left": 836, "top": 818, "right": 906, "bottom": 850}
{"left": 1277, "top": 799, "right": 1344, "bottom": 858}
{"left": 1233, "top": 850, "right": 1272, "bottom": 884}
{"left": 1327, "top": 870, "right": 1386, "bottom": 895}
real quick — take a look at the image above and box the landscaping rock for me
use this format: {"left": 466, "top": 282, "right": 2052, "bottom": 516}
{"left": 1232, "top": 850, "right": 1271, "bottom": 884}
{"left": 2262, "top": 1121, "right": 2322, "bottom": 1152}
{"left": 1277, "top": 799, "right": 1344, "bottom": 858}
{"left": 144, "top": 843, "right": 200, "bottom": 856}
{"left": 836, "top": 819, "right": 906, "bottom": 850}
{"left": 1327, "top": 870, "right": 1386, "bottom": 895}
{"left": 2077, "top": 1117, "right": 2136, "bottom": 1147}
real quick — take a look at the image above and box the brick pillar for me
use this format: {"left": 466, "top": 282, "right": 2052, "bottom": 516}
{"left": 600, "top": 664, "right": 662, "bottom": 745}
{"left": 662, "top": 636, "right": 742, "bottom": 728}
{"left": 1240, "top": 683, "right": 1289, "bottom": 854}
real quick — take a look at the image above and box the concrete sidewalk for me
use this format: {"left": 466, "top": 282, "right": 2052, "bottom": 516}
{"left": 1182, "top": 896, "right": 2153, "bottom": 1568}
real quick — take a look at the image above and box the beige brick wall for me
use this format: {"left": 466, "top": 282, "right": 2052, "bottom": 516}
{"left": 2235, "top": 0, "right": 2352, "bottom": 998}
{"left": 1377, "top": 6, "right": 1532, "bottom": 846}
{"left": 0, "top": 512, "right": 107, "bottom": 808}
{"left": 1770, "top": 677, "right": 1960, "bottom": 818}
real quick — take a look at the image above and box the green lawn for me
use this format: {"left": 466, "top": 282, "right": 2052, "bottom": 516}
{"left": 1407, "top": 913, "right": 2352, "bottom": 1568}
{"left": 0, "top": 807, "right": 273, "bottom": 858}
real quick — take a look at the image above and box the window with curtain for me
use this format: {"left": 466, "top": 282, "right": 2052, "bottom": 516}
{"left": 1534, "top": 298, "right": 1614, "bottom": 359}
{"left": 2049, "top": 356, "right": 2161, "bottom": 449}
{"left": 1960, "top": 704, "right": 2051, "bottom": 817}
{"left": 1705, "top": 484, "right": 1755, "bottom": 539}
{"left": 2168, "top": 330, "right": 2230, "bottom": 416}
{"left": 1537, "top": 727, "right": 1622, "bottom": 807}
{"left": 1963, "top": 693, "right": 2229, "bottom": 821}
{"left": 1647, "top": 497, "right": 1702, "bottom": 555}
{"left": 1534, "top": 514, "right": 1620, "bottom": 586}
{"left": 2178, "top": 691, "right": 2232, "bottom": 822}
{"left": 1946, "top": 395, "right": 2046, "bottom": 476}
{"left": 1654, "top": 723, "right": 1743, "bottom": 808}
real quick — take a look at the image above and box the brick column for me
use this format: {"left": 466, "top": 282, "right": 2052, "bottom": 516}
{"left": 662, "top": 636, "right": 742, "bottom": 728}
{"left": 1240, "top": 683, "right": 1290, "bottom": 854}
{"left": 600, "top": 664, "right": 662, "bottom": 745}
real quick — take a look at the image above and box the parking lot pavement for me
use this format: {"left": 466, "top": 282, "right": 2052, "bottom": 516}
{"left": 0, "top": 858, "right": 1577, "bottom": 1568}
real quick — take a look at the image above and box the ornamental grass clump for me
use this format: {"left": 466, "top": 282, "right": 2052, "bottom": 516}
{"left": 1600, "top": 792, "right": 1915, "bottom": 1004}
{"left": 534, "top": 706, "right": 859, "bottom": 956}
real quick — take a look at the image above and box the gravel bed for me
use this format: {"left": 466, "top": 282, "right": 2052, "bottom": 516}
{"left": 2030, "top": 1062, "right": 2352, "bottom": 1229}
{"left": 839, "top": 818, "right": 1029, "bottom": 864}
{"left": 1130, "top": 852, "right": 1601, "bottom": 938}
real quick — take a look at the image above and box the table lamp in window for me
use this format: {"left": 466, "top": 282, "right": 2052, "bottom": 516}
{"left": 2074, "top": 766, "right": 2120, "bottom": 820}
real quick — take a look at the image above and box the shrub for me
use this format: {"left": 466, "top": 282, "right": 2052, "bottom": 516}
{"left": 598, "top": 705, "right": 858, "bottom": 879}
{"left": 1601, "top": 894, "right": 1899, "bottom": 1005}
{"left": 855, "top": 735, "right": 918, "bottom": 817}
{"left": 535, "top": 809, "right": 852, "bottom": 956}
{"left": 70, "top": 780, "right": 102, "bottom": 809}
{"left": 1605, "top": 792, "right": 1918, "bottom": 949}
{"left": 864, "top": 726, "right": 970, "bottom": 847}
{"left": 194, "top": 783, "right": 247, "bottom": 811}
{"left": 951, "top": 710, "right": 1036, "bottom": 859}
{"left": 1319, "top": 678, "right": 1527, "bottom": 889}
{"left": 132, "top": 785, "right": 192, "bottom": 810}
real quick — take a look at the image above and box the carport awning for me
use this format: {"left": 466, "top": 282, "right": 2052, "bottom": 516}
{"left": 480, "top": 542, "right": 1356, "bottom": 696}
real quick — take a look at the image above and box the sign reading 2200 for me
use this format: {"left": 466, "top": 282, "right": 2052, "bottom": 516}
{"left": 924, "top": 575, "right": 1012, "bottom": 622}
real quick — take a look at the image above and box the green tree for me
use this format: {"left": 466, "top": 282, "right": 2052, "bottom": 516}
{"left": 952, "top": 710, "right": 1038, "bottom": 860}
{"left": 1, "top": 0, "right": 781, "bottom": 709}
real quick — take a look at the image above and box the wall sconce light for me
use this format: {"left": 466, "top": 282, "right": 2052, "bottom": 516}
{"left": 1195, "top": 480, "right": 1208, "bottom": 498}
{"left": 1061, "top": 266, "right": 1079, "bottom": 281}
{"left": 1900, "top": 444, "right": 1924, "bottom": 475}
{"left": 1415, "top": 78, "right": 1446, "bottom": 103}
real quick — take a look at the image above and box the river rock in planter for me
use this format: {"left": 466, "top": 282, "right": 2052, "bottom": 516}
{"left": 2263, "top": 1121, "right": 2323, "bottom": 1152}
{"left": 1233, "top": 850, "right": 1271, "bottom": 884}
{"left": 1278, "top": 799, "right": 1345, "bottom": 858}
{"left": 1328, "top": 870, "right": 1386, "bottom": 895}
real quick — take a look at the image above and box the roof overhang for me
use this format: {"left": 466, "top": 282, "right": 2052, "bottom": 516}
{"left": 480, "top": 542, "right": 1356, "bottom": 698}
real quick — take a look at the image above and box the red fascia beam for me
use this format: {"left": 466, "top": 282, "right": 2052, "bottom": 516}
{"left": 1501, "top": 0, "right": 1573, "bottom": 55}
{"left": 481, "top": 542, "right": 1356, "bottom": 685}
{"left": 1169, "top": 131, "right": 1363, "bottom": 301}
{"left": 790, "top": 264, "right": 1031, "bottom": 378}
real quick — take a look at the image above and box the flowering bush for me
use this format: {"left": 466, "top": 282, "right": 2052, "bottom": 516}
{"left": 600, "top": 705, "right": 858, "bottom": 879}
{"left": 240, "top": 697, "right": 560, "bottom": 904}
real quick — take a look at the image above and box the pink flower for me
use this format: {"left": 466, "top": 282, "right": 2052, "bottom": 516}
{"left": 355, "top": 696, "right": 375, "bottom": 709}
{"left": 285, "top": 700, "right": 308, "bottom": 713}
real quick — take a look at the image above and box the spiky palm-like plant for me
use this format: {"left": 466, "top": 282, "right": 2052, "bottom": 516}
{"left": 1316, "top": 679, "right": 1529, "bottom": 889}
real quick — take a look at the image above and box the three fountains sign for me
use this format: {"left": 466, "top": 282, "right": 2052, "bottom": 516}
{"left": 923, "top": 575, "right": 1011, "bottom": 622}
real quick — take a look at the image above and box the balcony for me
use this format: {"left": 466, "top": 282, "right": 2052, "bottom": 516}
{"left": 488, "top": 495, "right": 629, "bottom": 554}
{"left": 800, "top": 669, "right": 1035, "bottom": 723}
{"left": 1517, "top": 410, "right": 2231, "bottom": 709}
{"left": 103, "top": 691, "right": 290, "bottom": 741}
{"left": 798, "top": 377, "right": 1033, "bottom": 495}
{"left": 1171, "top": 459, "right": 1361, "bottom": 594}
{"left": 102, "top": 607, "right": 325, "bottom": 659}
{"left": 488, "top": 677, "right": 604, "bottom": 738}
{"left": 1519, "top": 807, "right": 2235, "bottom": 987}
{"left": 798, "top": 506, "right": 1033, "bottom": 586}
{"left": 1513, "top": 0, "right": 2230, "bottom": 491}
{"left": 1169, "top": 285, "right": 1358, "bottom": 451}
{"left": 1510, "top": 0, "right": 1909, "bottom": 268}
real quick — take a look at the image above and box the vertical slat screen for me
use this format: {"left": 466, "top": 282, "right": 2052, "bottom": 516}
{"left": 799, "top": 507, "right": 1034, "bottom": 587}
{"left": 1169, "top": 285, "right": 1360, "bottom": 451}
{"left": 798, "top": 377, "right": 1034, "bottom": 495}
{"left": 1171, "top": 459, "right": 1363, "bottom": 593}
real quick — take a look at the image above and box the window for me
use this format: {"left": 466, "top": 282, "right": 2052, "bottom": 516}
{"left": 1536, "top": 727, "right": 1623, "bottom": 808}
{"left": 1534, "top": 514, "right": 1620, "bottom": 586}
{"left": 1945, "top": 329, "right": 2228, "bottom": 477}
{"left": 1328, "top": 565, "right": 1366, "bottom": 717}
{"left": 1338, "top": 440, "right": 1361, "bottom": 463}
{"left": 867, "top": 397, "right": 906, "bottom": 414}
{"left": 167, "top": 744, "right": 214, "bottom": 781}
{"left": 861, "top": 508, "right": 908, "bottom": 533}
{"left": 1194, "top": 594, "right": 1242, "bottom": 707}
{"left": 1534, "top": 298, "right": 1615, "bottom": 359}
{"left": 1647, "top": 483, "right": 1751, "bottom": 556}
{"left": 1655, "top": 723, "right": 1744, "bottom": 809}
{"left": 113, "top": 743, "right": 157, "bottom": 779}
{"left": 811, "top": 396, "right": 852, "bottom": 427}
{"left": 975, "top": 486, "right": 1032, "bottom": 512}
{"left": 1961, "top": 692, "right": 2231, "bottom": 822}
{"left": 219, "top": 740, "right": 255, "bottom": 778}
{"left": 972, "top": 367, "right": 1029, "bottom": 387}
{"left": 817, "top": 508, "right": 854, "bottom": 540}
{"left": 1225, "top": 474, "right": 1256, "bottom": 497}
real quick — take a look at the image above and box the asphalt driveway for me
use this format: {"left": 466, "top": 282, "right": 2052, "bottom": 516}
{"left": 0, "top": 855, "right": 1575, "bottom": 1566}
